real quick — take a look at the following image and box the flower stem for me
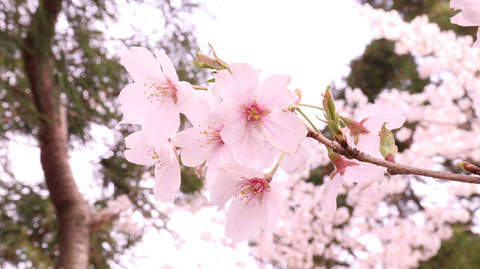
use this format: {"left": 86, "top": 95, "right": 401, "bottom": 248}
{"left": 296, "top": 107, "right": 320, "bottom": 133}
{"left": 265, "top": 153, "right": 287, "bottom": 181}
{"left": 298, "top": 103, "right": 324, "bottom": 111}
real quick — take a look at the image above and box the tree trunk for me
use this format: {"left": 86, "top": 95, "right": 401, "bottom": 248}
{"left": 22, "top": 0, "right": 91, "bottom": 268}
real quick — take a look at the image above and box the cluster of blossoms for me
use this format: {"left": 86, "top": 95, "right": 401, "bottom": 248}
{"left": 247, "top": 2, "right": 480, "bottom": 268}
{"left": 117, "top": 46, "right": 408, "bottom": 242}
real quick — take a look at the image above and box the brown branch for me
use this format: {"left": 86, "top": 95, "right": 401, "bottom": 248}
{"left": 306, "top": 128, "right": 480, "bottom": 184}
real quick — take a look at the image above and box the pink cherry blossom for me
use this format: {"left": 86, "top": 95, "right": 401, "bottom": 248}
{"left": 323, "top": 153, "right": 384, "bottom": 214}
{"left": 172, "top": 121, "right": 236, "bottom": 186}
{"left": 211, "top": 63, "right": 307, "bottom": 167}
{"left": 210, "top": 164, "right": 283, "bottom": 243}
{"left": 124, "top": 131, "right": 181, "bottom": 202}
{"left": 344, "top": 103, "right": 406, "bottom": 158}
{"left": 118, "top": 47, "right": 209, "bottom": 146}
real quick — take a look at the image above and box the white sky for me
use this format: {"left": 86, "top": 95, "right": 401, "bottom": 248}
{"left": 7, "top": 0, "right": 376, "bottom": 268}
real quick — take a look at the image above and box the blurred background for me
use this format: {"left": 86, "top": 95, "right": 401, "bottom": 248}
{"left": 2, "top": 0, "right": 480, "bottom": 268}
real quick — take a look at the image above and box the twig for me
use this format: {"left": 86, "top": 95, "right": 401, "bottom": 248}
{"left": 306, "top": 127, "right": 480, "bottom": 184}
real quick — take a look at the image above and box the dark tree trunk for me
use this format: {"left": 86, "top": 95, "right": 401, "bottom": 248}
{"left": 22, "top": 0, "right": 91, "bottom": 268}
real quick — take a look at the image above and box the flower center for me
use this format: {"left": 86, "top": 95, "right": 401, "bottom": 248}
{"left": 244, "top": 104, "right": 267, "bottom": 122}
{"left": 143, "top": 77, "right": 176, "bottom": 103}
{"left": 200, "top": 123, "right": 224, "bottom": 147}
{"left": 235, "top": 177, "right": 270, "bottom": 206}
{"left": 148, "top": 148, "right": 164, "bottom": 169}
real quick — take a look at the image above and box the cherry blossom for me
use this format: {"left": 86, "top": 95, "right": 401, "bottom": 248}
{"left": 322, "top": 151, "right": 384, "bottom": 214}
{"left": 118, "top": 47, "right": 209, "bottom": 146}
{"left": 210, "top": 164, "right": 284, "bottom": 243}
{"left": 211, "top": 63, "right": 307, "bottom": 167}
{"left": 172, "top": 120, "right": 236, "bottom": 186}
{"left": 342, "top": 103, "right": 406, "bottom": 158}
{"left": 124, "top": 131, "right": 181, "bottom": 202}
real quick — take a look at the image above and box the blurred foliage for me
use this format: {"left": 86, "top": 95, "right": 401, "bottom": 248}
{"left": 346, "top": 38, "right": 429, "bottom": 102}
{"left": 419, "top": 228, "right": 480, "bottom": 269}
{"left": 1, "top": 0, "right": 205, "bottom": 267}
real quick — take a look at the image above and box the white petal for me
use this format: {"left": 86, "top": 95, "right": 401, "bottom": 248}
{"left": 143, "top": 99, "right": 180, "bottom": 147}
{"left": 281, "top": 142, "right": 309, "bottom": 174}
{"left": 209, "top": 169, "right": 240, "bottom": 206}
{"left": 118, "top": 83, "right": 156, "bottom": 125}
{"left": 356, "top": 134, "right": 383, "bottom": 158}
{"left": 222, "top": 119, "right": 270, "bottom": 168}
{"left": 258, "top": 188, "right": 283, "bottom": 231}
{"left": 215, "top": 63, "right": 258, "bottom": 105}
{"left": 172, "top": 127, "right": 214, "bottom": 167}
{"left": 343, "top": 162, "right": 385, "bottom": 186}
{"left": 153, "top": 146, "right": 181, "bottom": 202}
{"left": 261, "top": 111, "right": 307, "bottom": 153}
{"left": 153, "top": 49, "right": 179, "bottom": 83}
{"left": 256, "top": 75, "right": 296, "bottom": 110}
{"left": 120, "top": 47, "right": 163, "bottom": 82}
{"left": 463, "top": 0, "right": 480, "bottom": 24}
{"left": 223, "top": 163, "right": 264, "bottom": 178}
{"left": 124, "top": 149, "right": 153, "bottom": 166}
{"left": 176, "top": 82, "right": 211, "bottom": 126}
{"left": 322, "top": 175, "right": 344, "bottom": 215}
{"left": 225, "top": 196, "right": 261, "bottom": 243}
{"left": 359, "top": 103, "right": 406, "bottom": 133}
{"left": 450, "top": 0, "right": 465, "bottom": 9}
{"left": 451, "top": 12, "right": 478, "bottom": 26}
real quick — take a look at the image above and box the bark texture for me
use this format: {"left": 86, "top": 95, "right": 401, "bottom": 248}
{"left": 22, "top": 0, "right": 92, "bottom": 268}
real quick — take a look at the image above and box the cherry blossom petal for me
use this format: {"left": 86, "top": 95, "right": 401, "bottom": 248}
{"left": 225, "top": 196, "right": 262, "bottom": 243}
{"left": 259, "top": 188, "right": 283, "bottom": 231}
{"left": 118, "top": 82, "right": 156, "bottom": 125}
{"left": 215, "top": 63, "right": 259, "bottom": 105}
{"left": 210, "top": 170, "right": 241, "bottom": 206}
{"left": 172, "top": 127, "right": 214, "bottom": 167}
{"left": 462, "top": 0, "right": 480, "bottom": 24}
{"left": 256, "top": 75, "right": 296, "bottom": 110}
{"left": 223, "top": 163, "right": 264, "bottom": 178}
{"left": 261, "top": 111, "right": 307, "bottom": 154}
{"left": 450, "top": 0, "right": 465, "bottom": 9}
{"left": 343, "top": 163, "right": 384, "bottom": 186}
{"left": 124, "top": 131, "right": 153, "bottom": 165}
{"left": 281, "top": 142, "right": 309, "bottom": 174}
{"left": 143, "top": 99, "right": 180, "bottom": 147}
{"left": 120, "top": 47, "right": 163, "bottom": 82}
{"left": 153, "top": 146, "right": 181, "bottom": 202}
{"left": 356, "top": 134, "right": 383, "bottom": 159}
{"left": 322, "top": 175, "right": 344, "bottom": 215}
{"left": 153, "top": 49, "right": 179, "bottom": 83}
{"left": 220, "top": 112, "right": 269, "bottom": 168}
{"left": 359, "top": 104, "right": 406, "bottom": 133}
{"left": 176, "top": 81, "right": 212, "bottom": 126}
{"left": 124, "top": 149, "right": 153, "bottom": 166}
{"left": 450, "top": 12, "right": 478, "bottom": 26}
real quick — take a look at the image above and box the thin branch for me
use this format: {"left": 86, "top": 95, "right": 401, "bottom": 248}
{"left": 306, "top": 127, "right": 480, "bottom": 184}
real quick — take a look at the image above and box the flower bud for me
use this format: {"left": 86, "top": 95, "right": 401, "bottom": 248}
{"left": 379, "top": 123, "right": 398, "bottom": 162}
{"left": 322, "top": 87, "right": 347, "bottom": 147}
{"left": 457, "top": 161, "right": 480, "bottom": 176}
{"left": 193, "top": 44, "right": 229, "bottom": 71}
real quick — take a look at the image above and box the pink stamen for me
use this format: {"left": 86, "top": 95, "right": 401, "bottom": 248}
{"left": 235, "top": 177, "right": 270, "bottom": 206}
